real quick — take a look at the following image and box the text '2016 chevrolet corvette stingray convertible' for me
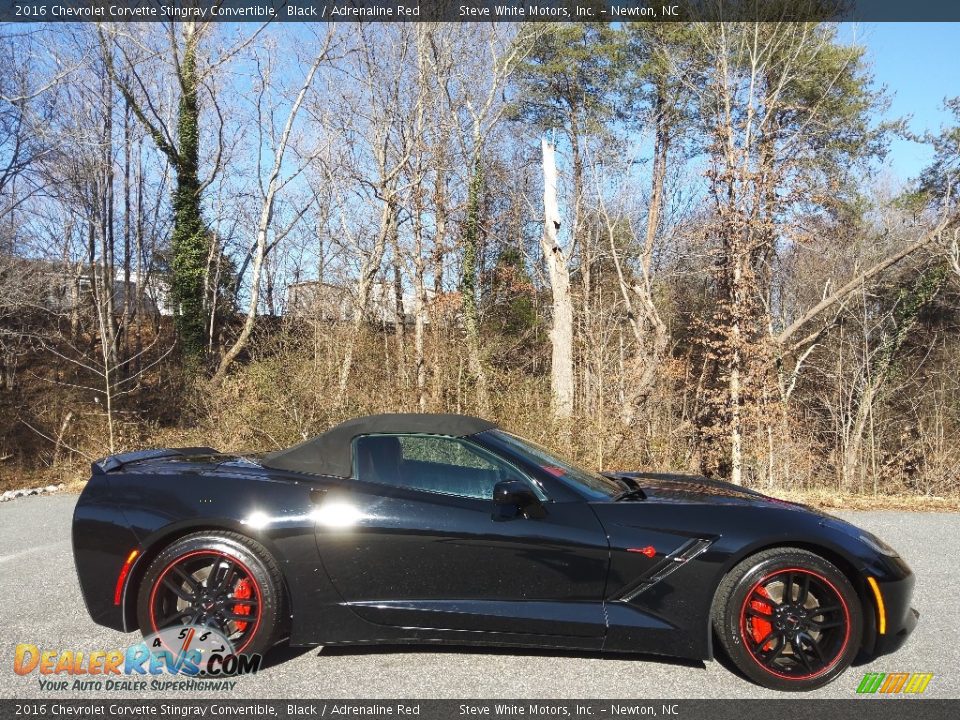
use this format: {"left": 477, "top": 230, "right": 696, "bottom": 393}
{"left": 72, "top": 414, "right": 917, "bottom": 690}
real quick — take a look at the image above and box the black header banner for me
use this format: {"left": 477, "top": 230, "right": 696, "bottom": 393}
{"left": 2, "top": 0, "right": 960, "bottom": 24}
{"left": 0, "top": 700, "right": 957, "bottom": 720}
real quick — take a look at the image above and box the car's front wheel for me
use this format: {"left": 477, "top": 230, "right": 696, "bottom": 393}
{"left": 136, "top": 531, "right": 285, "bottom": 657}
{"left": 712, "top": 547, "right": 862, "bottom": 691}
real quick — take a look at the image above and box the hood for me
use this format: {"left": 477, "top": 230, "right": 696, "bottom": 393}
{"left": 603, "top": 471, "right": 819, "bottom": 512}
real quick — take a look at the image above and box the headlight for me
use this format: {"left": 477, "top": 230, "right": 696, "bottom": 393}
{"left": 859, "top": 532, "right": 899, "bottom": 558}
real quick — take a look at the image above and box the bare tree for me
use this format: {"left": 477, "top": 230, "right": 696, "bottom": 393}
{"left": 436, "top": 24, "right": 533, "bottom": 414}
{"left": 317, "top": 26, "right": 417, "bottom": 402}
{"left": 593, "top": 150, "right": 669, "bottom": 425}
{"left": 212, "top": 30, "right": 337, "bottom": 384}
{"left": 99, "top": 21, "right": 264, "bottom": 357}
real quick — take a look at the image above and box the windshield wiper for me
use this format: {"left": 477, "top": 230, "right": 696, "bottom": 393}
{"left": 611, "top": 476, "right": 647, "bottom": 502}
{"left": 612, "top": 488, "right": 647, "bottom": 502}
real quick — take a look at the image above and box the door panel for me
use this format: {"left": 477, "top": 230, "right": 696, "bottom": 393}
{"left": 314, "top": 484, "right": 610, "bottom": 638}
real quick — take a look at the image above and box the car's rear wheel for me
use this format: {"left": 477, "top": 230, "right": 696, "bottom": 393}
{"left": 136, "top": 531, "right": 284, "bottom": 657}
{"left": 712, "top": 547, "right": 862, "bottom": 691}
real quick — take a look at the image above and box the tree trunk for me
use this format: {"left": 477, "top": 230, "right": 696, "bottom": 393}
{"left": 461, "top": 163, "right": 489, "bottom": 414}
{"left": 101, "top": 22, "right": 209, "bottom": 358}
{"left": 390, "top": 228, "right": 407, "bottom": 393}
{"left": 609, "top": 87, "right": 671, "bottom": 423}
{"left": 338, "top": 199, "right": 395, "bottom": 401}
{"left": 407, "top": 154, "right": 429, "bottom": 412}
{"left": 540, "top": 138, "right": 574, "bottom": 421}
{"left": 412, "top": 210, "right": 428, "bottom": 412}
{"left": 727, "top": 252, "right": 746, "bottom": 487}
{"left": 169, "top": 22, "right": 208, "bottom": 358}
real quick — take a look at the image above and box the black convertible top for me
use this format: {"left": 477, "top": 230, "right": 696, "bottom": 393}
{"left": 261, "top": 413, "right": 498, "bottom": 478}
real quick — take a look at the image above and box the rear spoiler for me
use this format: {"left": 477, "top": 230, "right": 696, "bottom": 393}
{"left": 92, "top": 447, "right": 218, "bottom": 475}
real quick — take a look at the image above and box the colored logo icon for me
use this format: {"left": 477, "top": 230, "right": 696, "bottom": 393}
{"left": 856, "top": 672, "right": 933, "bottom": 694}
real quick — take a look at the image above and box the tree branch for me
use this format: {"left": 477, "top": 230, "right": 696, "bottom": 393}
{"left": 775, "top": 218, "right": 952, "bottom": 348}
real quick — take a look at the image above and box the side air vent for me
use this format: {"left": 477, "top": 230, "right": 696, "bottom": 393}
{"left": 615, "top": 538, "right": 714, "bottom": 603}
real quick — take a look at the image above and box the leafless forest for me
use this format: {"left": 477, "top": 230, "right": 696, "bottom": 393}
{"left": 1, "top": 21, "right": 958, "bottom": 498}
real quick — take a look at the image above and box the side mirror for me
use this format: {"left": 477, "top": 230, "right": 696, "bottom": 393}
{"left": 492, "top": 479, "right": 545, "bottom": 520}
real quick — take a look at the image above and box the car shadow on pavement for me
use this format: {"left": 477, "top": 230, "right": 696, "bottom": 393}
{"left": 708, "top": 639, "right": 879, "bottom": 684}
{"left": 250, "top": 642, "right": 702, "bottom": 675}
{"left": 255, "top": 640, "right": 706, "bottom": 674}
{"left": 709, "top": 644, "right": 750, "bottom": 682}
{"left": 259, "top": 643, "right": 318, "bottom": 670}
{"left": 281, "top": 642, "right": 706, "bottom": 671}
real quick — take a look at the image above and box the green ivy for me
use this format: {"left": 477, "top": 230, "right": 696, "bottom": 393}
{"left": 169, "top": 38, "right": 210, "bottom": 358}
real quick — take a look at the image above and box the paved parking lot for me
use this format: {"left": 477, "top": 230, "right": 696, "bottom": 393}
{"left": 1, "top": 494, "right": 955, "bottom": 698}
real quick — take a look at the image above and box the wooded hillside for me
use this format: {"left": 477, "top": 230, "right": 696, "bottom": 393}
{"left": 1, "top": 22, "right": 958, "bottom": 498}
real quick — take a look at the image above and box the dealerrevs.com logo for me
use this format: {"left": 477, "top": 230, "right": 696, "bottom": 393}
{"left": 856, "top": 672, "right": 934, "bottom": 695}
{"left": 14, "top": 625, "right": 261, "bottom": 692}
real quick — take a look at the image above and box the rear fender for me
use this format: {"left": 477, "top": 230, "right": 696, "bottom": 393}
{"left": 74, "top": 468, "right": 339, "bottom": 644}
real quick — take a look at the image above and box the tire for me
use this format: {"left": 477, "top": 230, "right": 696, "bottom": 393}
{"left": 136, "top": 531, "right": 285, "bottom": 658}
{"left": 712, "top": 547, "right": 862, "bottom": 691}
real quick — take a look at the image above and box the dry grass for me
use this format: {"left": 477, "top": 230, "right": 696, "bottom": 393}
{"left": 0, "top": 463, "right": 83, "bottom": 494}
{"left": 774, "top": 488, "right": 960, "bottom": 512}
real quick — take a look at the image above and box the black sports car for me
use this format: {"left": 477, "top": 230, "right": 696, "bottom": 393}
{"left": 73, "top": 414, "right": 917, "bottom": 690}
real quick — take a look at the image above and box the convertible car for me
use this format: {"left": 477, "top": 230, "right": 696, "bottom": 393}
{"left": 73, "top": 414, "right": 917, "bottom": 690}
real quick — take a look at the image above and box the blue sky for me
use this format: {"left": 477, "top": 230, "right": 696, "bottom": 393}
{"left": 848, "top": 22, "right": 960, "bottom": 183}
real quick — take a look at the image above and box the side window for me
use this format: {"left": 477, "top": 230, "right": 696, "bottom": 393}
{"left": 353, "top": 434, "right": 528, "bottom": 500}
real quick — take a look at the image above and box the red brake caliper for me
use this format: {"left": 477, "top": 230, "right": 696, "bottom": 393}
{"left": 749, "top": 585, "right": 774, "bottom": 651}
{"left": 233, "top": 578, "right": 252, "bottom": 632}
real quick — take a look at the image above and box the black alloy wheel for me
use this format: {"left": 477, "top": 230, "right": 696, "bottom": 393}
{"left": 713, "top": 547, "right": 863, "bottom": 691}
{"left": 136, "top": 531, "right": 285, "bottom": 657}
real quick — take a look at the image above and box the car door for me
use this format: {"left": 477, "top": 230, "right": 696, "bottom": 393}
{"left": 313, "top": 433, "right": 610, "bottom": 640}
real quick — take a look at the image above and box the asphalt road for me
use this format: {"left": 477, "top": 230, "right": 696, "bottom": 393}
{"left": 1, "top": 494, "right": 956, "bottom": 699}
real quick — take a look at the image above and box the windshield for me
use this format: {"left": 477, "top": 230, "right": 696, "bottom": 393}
{"left": 478, "top": 429, "right": 622, "bottom": 500}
